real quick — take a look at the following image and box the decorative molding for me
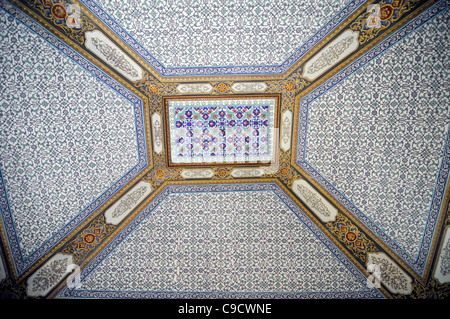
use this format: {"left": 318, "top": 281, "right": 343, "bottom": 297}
{"left": 280, "top": 110, "right": 292, "bottom": 152}
{"left": 151, "top": 113, "right": 163, "bottom": 154}
{"left": 434, "top": 226, "right": 450, "bottom": 284}
{"left": 176, "top": 83, "right": 213, "bottom": 94}
{"left": 326, "top": 213, "right": 377, "bottom": 263}
{"left": 367, "top": 252, "right": 412, "bottom": 295}
{"left": 366, "top": 4, "right": 382, "bottom": 29}
{"left": 105, "top": 181, "right": 152, "bottom": 225}
{"left": 292, "top": 179, "right": 337, "bottom": 223}
{"left": 26, "top": 254, "right": 74, "bottom": 297}
{"left": 0, "top": 5, "right": 148, "bottom": 275}
{"left": 230, "top": 168, "right": 264, "bottom": 178}
{"left": 65, "top": 3, "right": 82, "bottom": 29}
{"left": 180, "top": 169, "right": 214, "bottom": 179}
{"left": 231, "top": 82, "right": 267, "bottom": 92}
{"left": 85, "top": 30, "right": 143, "bottom": 82}
{"left": 302, "top": 29, "right": 359, "bottom": 81}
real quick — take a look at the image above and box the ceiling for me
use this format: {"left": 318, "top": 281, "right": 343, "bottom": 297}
{"left": 0, "top": 0, "right": 449, "bottom": 300}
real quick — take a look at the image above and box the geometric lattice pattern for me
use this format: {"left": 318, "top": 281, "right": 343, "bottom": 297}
{"left": 301, "top": 8, "right": 450, "bottom": 273}
{"left": 0, "top": 7, "right": 140, "bottom": 265}
{"left": 1, "top": 0, "right": 449, "bottom": 301}
{"left": 88, "top": 0, "right": 359, "bottom": 75}
{"left": 167, "top": 98, "right": 276, "bottom": 164}
{"left": 58, "top": 184, "right": 383, "bottom": 299}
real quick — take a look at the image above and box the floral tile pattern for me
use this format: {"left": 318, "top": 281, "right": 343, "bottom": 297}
{"left": 297, "top": 6, "right": 450, "bottom": 275}
{"left": 0, "top": 0, "right": 449, "bottom": 300}
{"left": 85, "top": 0, "right": 362, "bottom": 76}
{"left": 58, "top": 183, "right": 383, "bottom": 299}
{"left": 167, "top": 98, "right": 276, "bottom": 164}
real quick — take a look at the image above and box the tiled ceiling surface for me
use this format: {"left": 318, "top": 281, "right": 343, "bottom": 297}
{"left": 298, "top": 7, "right": 450, "bottom": 275}
{"left": 57, "top": 184, "right": 382, "bottom": 299}
{"left": 89, "top": 0, "right": 359, "bottom": 75}
{"left": 0, "top": 0, "right": 449, "bottom": 299}
{"left": 0, "top": 5, "right": 145, "bottom": 272}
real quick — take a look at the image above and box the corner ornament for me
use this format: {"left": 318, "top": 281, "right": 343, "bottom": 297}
{"left": 26, "top": 253, "right": 76, "bottom": 297}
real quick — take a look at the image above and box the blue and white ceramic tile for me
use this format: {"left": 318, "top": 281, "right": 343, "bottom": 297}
{"left": 297, "top": 3, "right": 450, "bottom": 275}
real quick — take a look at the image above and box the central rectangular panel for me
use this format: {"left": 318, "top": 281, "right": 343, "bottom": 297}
{"left": 164, "top": 95, "right": 280, "bottom": 166}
